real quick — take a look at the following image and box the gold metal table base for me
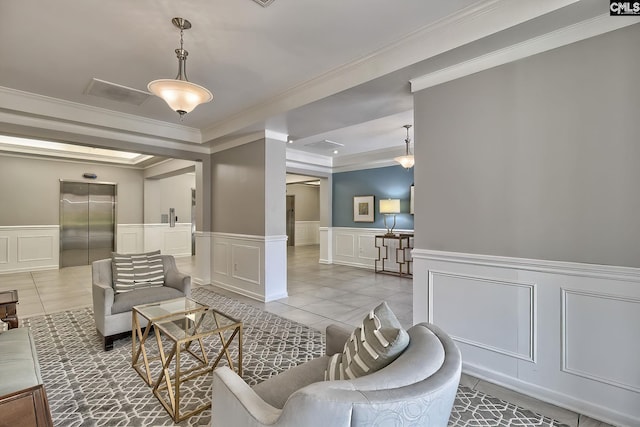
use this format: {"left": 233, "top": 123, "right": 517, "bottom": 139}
{"left": 132, "top": 300, "right": 243, "bottom": 423}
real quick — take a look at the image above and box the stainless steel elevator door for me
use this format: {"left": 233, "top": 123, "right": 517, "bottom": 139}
{"left": 60, "top": 182, "right": 116, "bottom": 267}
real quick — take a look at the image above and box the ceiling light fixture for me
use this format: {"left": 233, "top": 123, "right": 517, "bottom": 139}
{"left": 394, "top": 125, "right": 414, "bottom": 169}
{"left": 148, "top": 18, "right": 213, "bottom": 120}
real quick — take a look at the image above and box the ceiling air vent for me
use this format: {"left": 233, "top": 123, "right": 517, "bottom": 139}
{"left": 252, "top": 0, "right": 275, "bottom": 7}
{"left": 84, "top": 78, "right": 151, "bottom": 106}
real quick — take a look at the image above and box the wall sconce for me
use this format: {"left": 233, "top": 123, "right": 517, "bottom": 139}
{"left": 379, "top": 199, "right": 401, "bottom": 236}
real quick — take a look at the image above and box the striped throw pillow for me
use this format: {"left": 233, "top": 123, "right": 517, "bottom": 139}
{"left": 325, "top": 301, "right": 409, "bottom": 381}
{"left": 112, "top": 251, "right": 164, "bottom": 294}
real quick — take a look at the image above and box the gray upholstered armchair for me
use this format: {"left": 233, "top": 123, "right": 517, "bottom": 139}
{"left": 212, "top": 322, "right": 462, "bottom": 427}
{"left": 91, "top": 254, "right": 191, "bottom": 350}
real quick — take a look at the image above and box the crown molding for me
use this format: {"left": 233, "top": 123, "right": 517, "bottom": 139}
{"left": 410, "top": 14, "right": 640, "bottom": 93}
{"left": 201, "top": 0, "right": 578, "bottom": 142}
{"left": 0, "top": 109, "right": 209, "bottom": 156}
{"left": 0, "top": 86, "right": 202, "bottom": 144}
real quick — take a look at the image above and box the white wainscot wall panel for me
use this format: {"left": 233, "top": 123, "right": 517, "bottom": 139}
{"left": 193, "top": 232, "right": 212, "bottom": 286}
{"left": 116, "top": 224, "right": 144, "bottom": 254}
{"left": 331, "top": 227, "right": 414, "bottom": 271}
{"left": 294, "top": 221, "right": 320, "bottom": 246}
{"left": 561, "top": 289, "right": 640, "bottom": 393}
{"left": 143, "top": 223, "right": 192, "bottom": 257}
{"left": 413, "top": 249, "right": 640, "bottom": 427}
{"left": 0, "top": 226, "right": 59, "bottom": 273}
{"left": 210, "top": 233, "right": 287, "bottom": 302}
{"left": 319, "top": 227, "right": 332, "bottom": 264}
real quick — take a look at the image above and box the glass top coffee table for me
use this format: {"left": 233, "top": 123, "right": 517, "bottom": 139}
{"left": 132, "top": 297, "right": 243, "bottom": 422}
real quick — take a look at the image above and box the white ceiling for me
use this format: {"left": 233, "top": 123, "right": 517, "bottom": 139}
{"left": 0, "top": 0, "right": 622, "bottom": 170}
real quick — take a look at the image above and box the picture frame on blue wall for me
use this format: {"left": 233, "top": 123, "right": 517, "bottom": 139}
{"left": 353, "top": 195, "right": 374, "bottom": 222}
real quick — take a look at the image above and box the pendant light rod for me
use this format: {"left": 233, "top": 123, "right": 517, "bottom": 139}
{"left": 148, "top": 17, "right": 213, "bottom": 120}
{"left": 394, "top": 124, "right": 415, "bottom": 169}
{"left": 403, "top": 124, "right": 412, "bottom": 155}
{"left": 173, "top": 18, "right": 190, "bottom": 82}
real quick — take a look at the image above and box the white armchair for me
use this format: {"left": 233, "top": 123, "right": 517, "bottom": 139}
{"left": 92, "top": 254, "right": 191, "bottom": 350}
{"left": 211, "top": 322, "right": 461, "bottom": 427}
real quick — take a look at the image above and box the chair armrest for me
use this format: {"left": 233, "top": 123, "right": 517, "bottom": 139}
{"left": 165, "top": 269, "right": 191, "bottom": 296}
{"left": 325, "top": 324, "right": 351, "bottom": 356}
{"left": 212, "top": 366, "right": 281, "bottom": 427}
{"left": 92, "top": 281, "right": 114, "bottom": 334}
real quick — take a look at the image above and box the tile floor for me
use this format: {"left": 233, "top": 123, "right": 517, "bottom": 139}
{"left": 0, "top": 245, "right": 613, "bottom": 427}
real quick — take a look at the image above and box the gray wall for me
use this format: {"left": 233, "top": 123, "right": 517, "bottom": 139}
{"left": 286, "top": 184, "right": 320, "bottom": 221}
{"left": 414, "top": 24, "right": 640, "bottom": 268}
{"left": 211, "top": 140, "right": 266, "bottom": 235}
{"left": 0, "top": 155, "right": 144, "bottom": 226}
{"left": 144, "top": 173, "right": 195, "bottom": 224}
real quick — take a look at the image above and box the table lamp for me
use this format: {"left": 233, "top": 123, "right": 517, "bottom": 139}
{"left": 379, "top": 199, "right": 401, "bottom": 236}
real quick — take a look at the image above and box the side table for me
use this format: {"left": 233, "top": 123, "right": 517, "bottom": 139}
{"left": 0, "top": 290, "right": 19, "bottom": 329}
{"left": 375, "top": 234, "right": 413, "bottom": 278}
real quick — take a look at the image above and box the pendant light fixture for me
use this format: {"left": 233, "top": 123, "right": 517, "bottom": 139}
{"left": 394, "top": 125, "right": 415, "bottom": 169}
{"left": 148, "top": 18, "right": 213, "bottom": 120}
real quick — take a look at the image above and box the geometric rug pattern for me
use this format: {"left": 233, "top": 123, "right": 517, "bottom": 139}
{"left": 22, "top": 287, "right": 570, "bottom": 426}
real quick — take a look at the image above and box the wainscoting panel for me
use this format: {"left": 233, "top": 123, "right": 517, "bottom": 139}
{"left": 231, "top": 244, "right": 261, "bottom": 285}
{"left": 429, "top": 271, "right": 535, "bottom": 362}
{"left": 143, "top": 223, "right": 192, "bottom": 257}
{"left": 413, "top": 249, "right": 640, "bottom": 427}
{"left": 331, "top": 227, "right": 414, "bottom": 270}
{"left": 319, "top": 227, "right": 332, "bottom": 264}
{"left": 0, "top": 237, "right": 8, "bottom": 264}
{"left": 212, "top": 242, "right": 229, "bottom": 276}
{"left": 335, "top": 233, "right": 355, "bottom": 259}
{"left": 561, "top": 289, "right": 640, "bottom": 393}
{"left": 116, "top": 224, "right": 144, "bottom": 254}
{"left": 193, "top": 232, "right": 212, "bottom": 286}
{"left": 211, "top": 233, "right": 287, "bottom": 302}
{"left": 0, "top": 226, "right": 59, "bottom": 273}
{"left": 294, "top": 221, "right": 320, "bottom": 246}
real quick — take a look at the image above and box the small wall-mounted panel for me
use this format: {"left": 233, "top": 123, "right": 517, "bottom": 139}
{"left": 231, "top": 244, "right": 261, "bottom": 285}
{"left": 213, "top": 242, "right": 229, "bottom": 276}
{"left": 0, "top": 237, "right": 8, "bottom": 264}
{"left": 18, "top": 235, "right": 54, "bottom": 262}
{"left": 335, "top": 233, "right": 355, "bottom": 258}
{"left": 429, "top": 270, "right": 535, "bottom": 362}
{"left": 562, "top": 289, "right": 640, "bottom": 393}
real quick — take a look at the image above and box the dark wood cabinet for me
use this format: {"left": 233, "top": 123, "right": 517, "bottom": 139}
{"left": 0, "top": 385, "right": 53, "bottom": 427}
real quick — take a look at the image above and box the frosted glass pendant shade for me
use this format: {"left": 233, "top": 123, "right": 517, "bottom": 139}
{"left": 148, "top": 79, "right": 213, "bottom": 115}
{"left": 394, "top": 154, "right": 415, "bottom": 169}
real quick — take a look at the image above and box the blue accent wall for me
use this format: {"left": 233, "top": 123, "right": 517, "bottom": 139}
{"left": 333, "top": 165, "right": 414, "bottom": 229}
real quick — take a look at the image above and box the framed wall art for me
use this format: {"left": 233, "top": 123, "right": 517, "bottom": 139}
{"left": 353, "top": 195, "right": 374, "bottom": 222}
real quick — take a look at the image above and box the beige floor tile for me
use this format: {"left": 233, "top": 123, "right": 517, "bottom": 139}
{"left": 16, "top": 301, "right": 46, "bottom": 318}
{"left": 475, "top": 380, "right": 579, "bottom": 427}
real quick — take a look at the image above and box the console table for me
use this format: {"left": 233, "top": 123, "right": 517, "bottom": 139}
{"left": 374, "top": 234, "right": 413, "bottom": 278}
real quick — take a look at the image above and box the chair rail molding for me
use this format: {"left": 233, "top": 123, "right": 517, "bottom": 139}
{"left": 412, "top": 248, "right": 640, "bottom": 427}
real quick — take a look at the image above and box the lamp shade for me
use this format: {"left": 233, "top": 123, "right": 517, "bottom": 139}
{"left": 394, "top": 154, "right": 415, "bottom": 169}
{"left": 379, "top": 199, "right": 401, "bottom": 214}
{"left": 148, "top": 79, "right": 213, "bottom": 114}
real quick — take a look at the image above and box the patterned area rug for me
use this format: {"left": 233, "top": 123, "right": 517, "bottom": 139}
{"left": 22, "top": 287, "right": 569, "bottom": 426}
